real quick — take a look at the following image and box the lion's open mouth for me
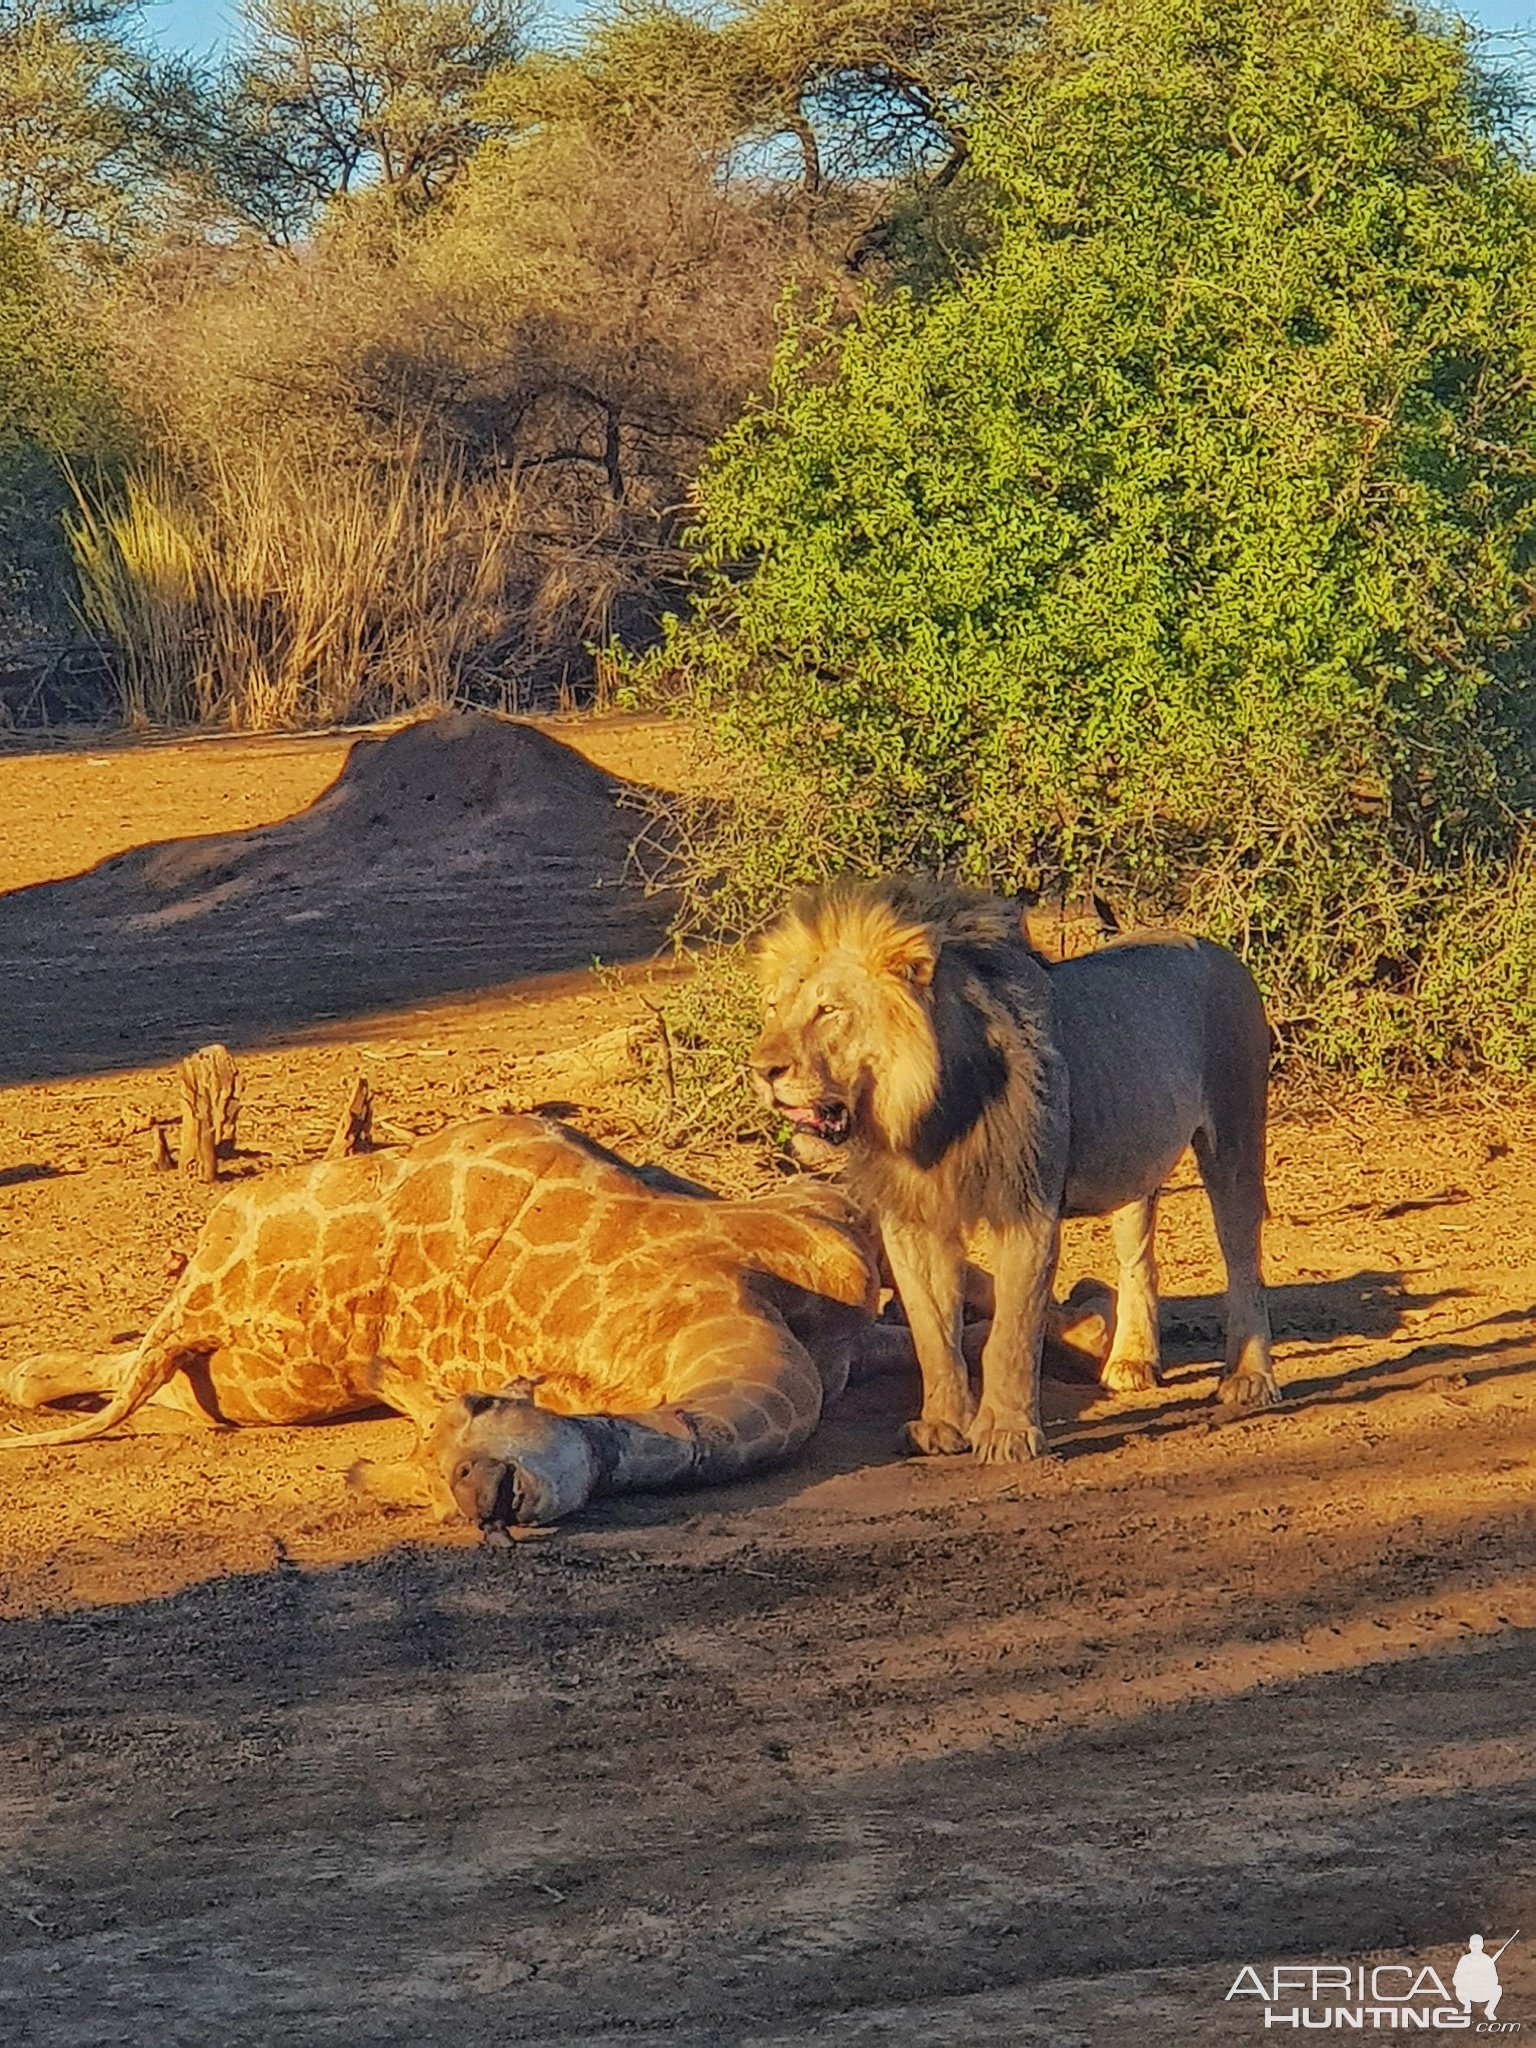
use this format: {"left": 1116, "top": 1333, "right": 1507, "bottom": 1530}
{"left": 779, "top": 1100, "right": 851, "bottom": 1145}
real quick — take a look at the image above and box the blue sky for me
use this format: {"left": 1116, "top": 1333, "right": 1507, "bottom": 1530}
{"left": 142, "top": 0, "right": 1536, "bottom": 59}
{"left": 1461, "top": 0, "right": 1536, "bottom": 41}
{"left": 144, "top": 0, "right": 237, "bottom": 57}
{"left": 143, "top": 0, "right": 228, "bottom": 53}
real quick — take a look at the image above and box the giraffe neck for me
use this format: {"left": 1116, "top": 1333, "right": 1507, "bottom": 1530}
{"left": 568, "top": 1411, "right": 699, "bottom": 1495}
{"left": 431, "top": 1319, "right": 834, "bottom": 1529}
{"left": 571, "top": 1394, "right": 774, "bottom": 1497}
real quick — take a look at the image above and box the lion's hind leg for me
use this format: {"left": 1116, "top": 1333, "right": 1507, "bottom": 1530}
{"left": 1193, "top": 1129, "right": 1280, "bottom": 1413}
{"left": 1099, "top": 1196, "right": 1162, "bottom": 1394}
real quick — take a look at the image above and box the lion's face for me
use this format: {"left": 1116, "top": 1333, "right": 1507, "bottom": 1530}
{"left": 751, "top": 957, "right": 878, "bottom": 1153}
{"left": 751, "top": 902, "right": 942, "bottom": 1160}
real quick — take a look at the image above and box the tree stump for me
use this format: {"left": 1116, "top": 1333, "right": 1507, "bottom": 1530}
{"left": 326, "top": 1075, "right": 373, "bottom": 1159}
{"left": 178, "top": 1044, "right": 239, "bottom": 1182}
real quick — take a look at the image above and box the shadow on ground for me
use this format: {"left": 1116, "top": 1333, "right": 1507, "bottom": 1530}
{"left": 593, "top": 1268, "right": 1534, "bottom": 1518}
{"left": 2, "top": 1489, "right": 1533, "bottom": 2048}
{"left": 0, "top": 714, "right": 669, "bottom": 1087}
{"left": 1064, "top": 1270, "right": 1534, "bottom": 1459}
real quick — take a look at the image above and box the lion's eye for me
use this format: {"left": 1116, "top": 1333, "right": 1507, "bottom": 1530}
{"left": 814, "top": 1002, "right": 843, "bottom": 1022}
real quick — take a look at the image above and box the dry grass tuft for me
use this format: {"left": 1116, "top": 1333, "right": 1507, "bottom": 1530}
{"left": 69, "top": 442, "right": 529, "bottom": 729}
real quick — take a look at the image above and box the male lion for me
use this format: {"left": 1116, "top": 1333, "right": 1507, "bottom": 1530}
{"left": 750, "top": 877, "right": 1280, "bottom": 1464}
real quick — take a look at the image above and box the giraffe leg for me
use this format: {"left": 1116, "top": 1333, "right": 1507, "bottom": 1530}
{"left": 1048, "top": 1277, "right": 1117, "bottom": 1380}
{"left": 1, "top": 1348, "right": 134, "bottom": 1410}
{"left": 349, "top": 1357, "right": 480, "bottom": 1520}
{"left": 361, "top": 1357, "right": 450, "bottom": 1435}
{"left": 0, "top": 1305, "right": 202, "bottom": 1446}
{"left": 346, "top": 1453, "right": 452, "bottom": 1518}
{"left": 1, "top": 1348, "right": 217, "bottom": 1424}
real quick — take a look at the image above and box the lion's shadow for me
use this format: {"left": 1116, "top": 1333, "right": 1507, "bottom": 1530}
{"left": 585, "top": 1266, "right": 1535, "bottom": 1524}
{"left": 1163, "top": 1267, "right": 1431, "bottom": 1355}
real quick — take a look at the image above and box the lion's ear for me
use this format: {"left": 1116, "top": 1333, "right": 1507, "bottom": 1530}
{"left": 879, "top": 929, "right": 937, "bottom": 988}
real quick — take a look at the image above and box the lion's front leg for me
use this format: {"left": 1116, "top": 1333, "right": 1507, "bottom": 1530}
{"left": 881, "top": 1220, "right": 973, "bottom": 1456}
{"left": 970, "top": 1212, "right": 1060, "bottom": 1463}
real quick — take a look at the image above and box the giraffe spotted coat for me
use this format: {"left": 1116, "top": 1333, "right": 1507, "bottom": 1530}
{"left": 1, "top": 1116, "right": 880, "bottom": 1529}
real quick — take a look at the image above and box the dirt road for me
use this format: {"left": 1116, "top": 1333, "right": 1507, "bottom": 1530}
{"left": 1, "top": 715, "right": 1533, "bottom": 2045}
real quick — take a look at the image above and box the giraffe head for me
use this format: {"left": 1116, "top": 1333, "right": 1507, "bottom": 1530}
{"left": 426, "top": 1378, "right": 601, "bottom": 1536}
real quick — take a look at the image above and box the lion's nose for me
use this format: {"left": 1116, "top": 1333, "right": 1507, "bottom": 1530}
{"left": 752, "top": 1056, "right": 788, "bottom": 1086}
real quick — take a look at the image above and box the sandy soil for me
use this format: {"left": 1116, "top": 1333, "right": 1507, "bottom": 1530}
{"left": 1, "top": 713, "right": 1534, "bottom": 2046}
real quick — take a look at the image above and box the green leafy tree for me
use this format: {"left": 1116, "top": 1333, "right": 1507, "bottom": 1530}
{"left": 0, "top": 0, "right": 206, "bottom": 252}
{"left": 660, "top": 0, "right": 1536, "bottom": 1076}
{"left": 213, "top": 0, "right": 530, "bottom": 240}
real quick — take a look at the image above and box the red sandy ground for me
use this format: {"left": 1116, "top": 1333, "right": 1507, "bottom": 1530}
{"left": 0, "top": 716, "right": 1533, "bottom": 2046}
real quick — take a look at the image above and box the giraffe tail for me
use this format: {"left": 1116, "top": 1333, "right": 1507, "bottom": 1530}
{"left": 1, "top": 1318, "right": 192, "bottom": 1449}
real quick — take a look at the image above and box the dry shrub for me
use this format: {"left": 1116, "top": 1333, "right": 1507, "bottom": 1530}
{"left": 68, "top": 440, "right": 522, "bottom": 727}
{"left": 568, "top": 950, "right": 781, "bottom": 1192}
{"left": 631, "top": 947, "right": 778, "bottom": 1173}
{"left": 97, "top": 124, "right": 835, "bottom": 725}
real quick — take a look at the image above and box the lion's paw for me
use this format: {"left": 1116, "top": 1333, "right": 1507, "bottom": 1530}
{"left": 901, "top": 1417, "right": 971, "bottom": 1457}
{"left": 1214, "top": 1368, "right": 1282, "bottom": 1414}
{"left": 1099, "top": 1354, "right": 1161, "bottom": 1395}
{"left": 968, "top": 1418, "right": 1049, "bottom": 1464}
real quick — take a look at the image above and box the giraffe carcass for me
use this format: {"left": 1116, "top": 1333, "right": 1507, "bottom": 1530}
{"left": 0, "top": 1116, "right": 879, "bottom": 1532}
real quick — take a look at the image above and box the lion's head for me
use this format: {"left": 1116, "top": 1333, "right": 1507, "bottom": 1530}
{"left": 750, "top": 877, "right": 1023, "bottom": 1165}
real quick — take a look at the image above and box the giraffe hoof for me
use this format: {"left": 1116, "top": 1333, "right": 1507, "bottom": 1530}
{"left": 901, "top": 1418, "right": 970, "bottom": 1457}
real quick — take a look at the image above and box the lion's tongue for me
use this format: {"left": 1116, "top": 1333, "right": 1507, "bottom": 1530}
{"left": 783, "top": 1106, "right": 822, "bottom": 1130}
